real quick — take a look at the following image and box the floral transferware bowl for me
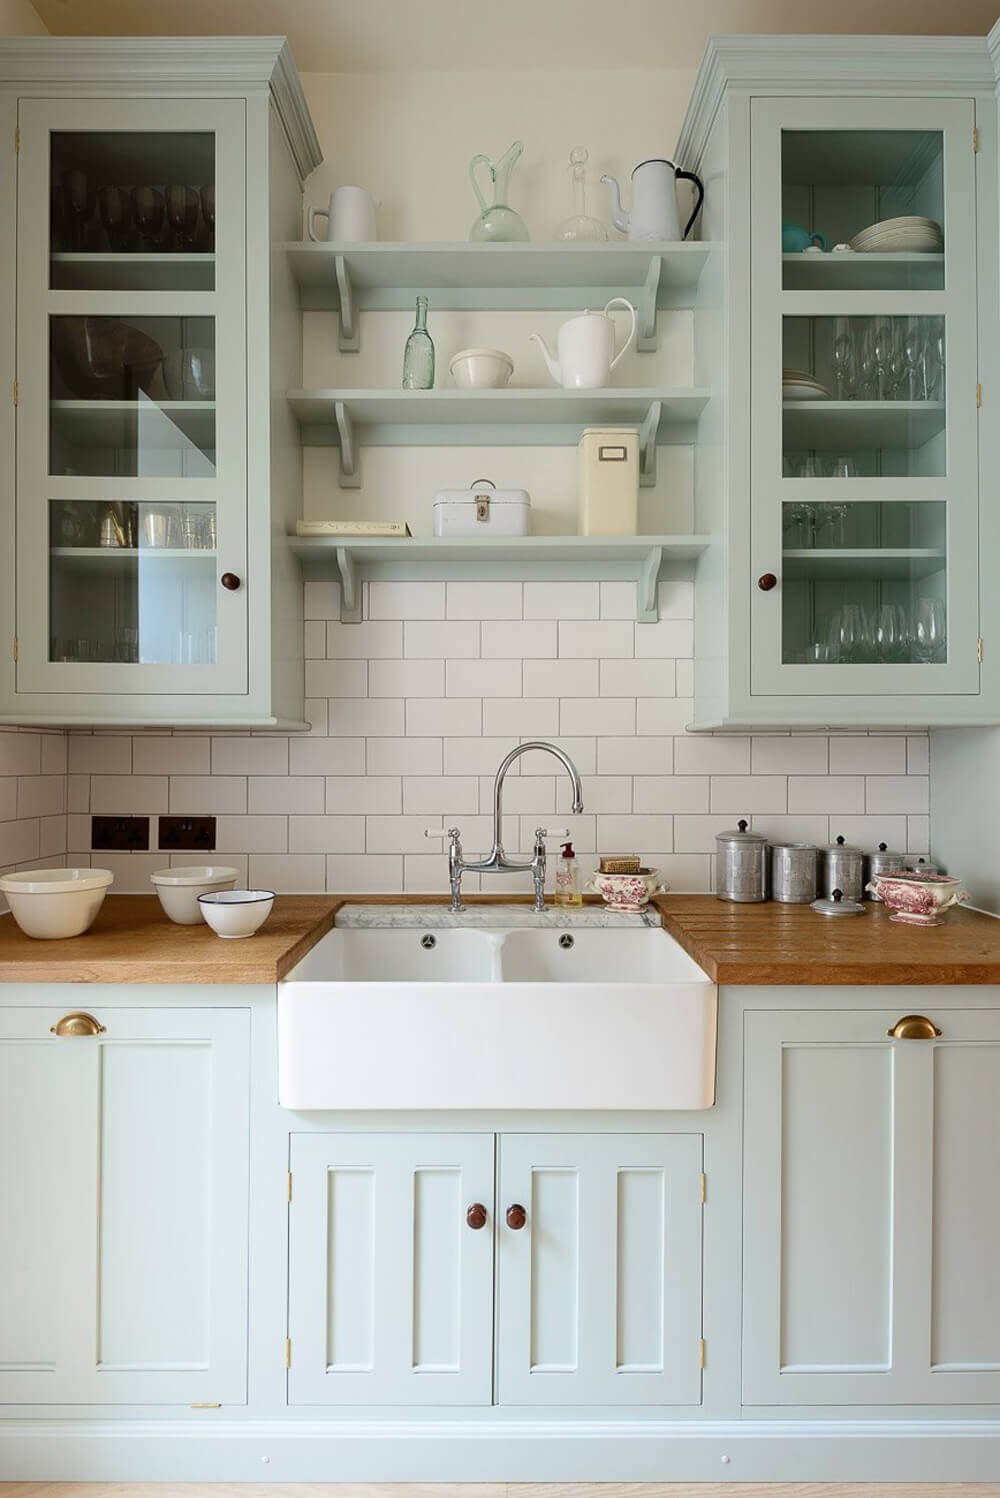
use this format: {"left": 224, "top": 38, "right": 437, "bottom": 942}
{"left": 585, "top": 868, "right": 667, "bottom": 912}
{"left": 866, "top": 871, "right": 968, "bottom": 927}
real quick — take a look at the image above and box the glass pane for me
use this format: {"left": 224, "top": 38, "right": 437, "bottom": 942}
{"left": 50, "top": 131, "right": 214, "bottom": 291}
{"left": 780, "top": 500, "right": 947, "bottom": 665}
{"left": 50, "top": 315, "right": 216, "bottom": 478}
{"left": 782, "top": 315, "right": 945, "bottom": 478}
{"left": 48, "top": 500, "right": 217, "bottom": 665}
{"left": 781, "top": 130, "right": 944, "bottom": 290}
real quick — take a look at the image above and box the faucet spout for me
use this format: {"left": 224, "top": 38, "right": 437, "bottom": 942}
{"left": 491, "top": 740, "right": 584, "bottom": 856}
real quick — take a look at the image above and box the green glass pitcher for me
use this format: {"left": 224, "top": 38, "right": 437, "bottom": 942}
{"left": 468, "top": 140, "right": 530, "bottom": 242}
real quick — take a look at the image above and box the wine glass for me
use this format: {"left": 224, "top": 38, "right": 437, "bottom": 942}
{"left": 831, "top": 317, "right": 855, "bottom": 401}
{"left": 132, "top": 186, "right": 166, "bottom": 250}
{"left": 199, "top": 183, "right": 215, "bottom": 250}
{"left": 166, "top": 184, "right": 200, "bottom": 250}
{"left": 872, "top": 318, "right": 894, "bottom": 401}
{"left": 815, "top": 503, "right": 849, "bottom": 547}
{"left": 62, "top": 169, "right": 95, "bottom": 251}
{"left": 873, "top": 603, "right": 908, "bottom": 663}
{"left": 783, "top": 503, "right": 814, "bottom": 549}
{"left": 902, "top": 316, "right": 926, "bottom": 401}
{"left": 927, "top": 318, "right": 947, "bottom": 402}
{"left": 857, "top": 321, "right": 878, "bottom": 400}
{"left": 913, "top": 597, "right": 946, "bottom": 663}
{"left": 98, "top": 186, "right": 131, "bottom": 253}
{"left": 828, "top": 603, "right": 867, "bottom": 663}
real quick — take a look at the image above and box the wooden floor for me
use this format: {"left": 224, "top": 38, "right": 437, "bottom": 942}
{"left": 3, "top": 1485, "right": 1000, "bottom": 1498}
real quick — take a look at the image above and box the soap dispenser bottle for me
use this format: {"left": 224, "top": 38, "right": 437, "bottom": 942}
{"left": 554, "top": 841, "right": 582, "bottom": 906}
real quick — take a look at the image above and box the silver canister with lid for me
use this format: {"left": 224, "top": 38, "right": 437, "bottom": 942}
{"left": 715, "top": 819, "right": 768, "bottom": 903}
{"left": 770, "top": 842, "right": 819, "bottom": 904}
{"left": 905, "top": 854, "right": 940, "bottom": 875}
{"left": 821, "top": 834, "right": 865, "bottom": 902}
{"left": 865, "top": 841, "right": 906, "bottom": 900}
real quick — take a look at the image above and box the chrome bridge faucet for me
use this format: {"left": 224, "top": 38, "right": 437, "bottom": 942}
{"left": 425, "top": 741, "right": 584, "bottom": 913}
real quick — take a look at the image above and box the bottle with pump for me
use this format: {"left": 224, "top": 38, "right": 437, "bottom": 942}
{"left": 554, "top": 841, "right": 582, "bottom": 906}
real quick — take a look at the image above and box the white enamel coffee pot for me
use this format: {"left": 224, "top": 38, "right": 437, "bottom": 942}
{"left": 602, "top": 158, "right": 705, "bottom": 242}
{"left": 529, "top": 297, "right": 637, "bottom": 390}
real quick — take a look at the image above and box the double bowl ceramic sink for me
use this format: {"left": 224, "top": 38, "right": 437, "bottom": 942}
{"left": 278, "top": 926, "right": 717, "bottom": 1110}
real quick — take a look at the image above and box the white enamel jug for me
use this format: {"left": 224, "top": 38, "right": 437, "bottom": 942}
{"left": 529, "top": 298, "right": 637, "bottom": 390}
{"left": 602, "top": 158, "right": 704, "bottom": 242}
{"left": 307, "top": 186, "right": 379, "bottom": 243}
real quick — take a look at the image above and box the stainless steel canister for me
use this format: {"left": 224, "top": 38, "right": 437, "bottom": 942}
{"left": 715, "top": 819, "right": 768, "bottom": 903}
{"left": 905, "top": 855, "right": 940, "bottom": 874}
{"left": 865, "top": 841, "right": 906, "bottom": 900}
{"left": 770, "top": 842, "right": 819, "bottom": 904}
{"left": 821, "top": 834, "right": 865, "bottom": 902}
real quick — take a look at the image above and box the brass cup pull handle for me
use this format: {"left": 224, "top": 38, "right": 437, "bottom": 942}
{"left": 888, "top": 1014, "right": 942, "bottom": 1040}
{"left": 50, "top": 1011, "right": 106, "bottom": 1037}
{"left": 466, "top": 1203, "right": 488, "bottom": 1230}
{"left": 506, "top": 1203, "right": 527, "bottom": 1230}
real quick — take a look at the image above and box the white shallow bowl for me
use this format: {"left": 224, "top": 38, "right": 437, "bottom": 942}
{"left": 150, "top": 865, "right": 240, "bottom": 924}
{"left": 449, "top": 346, "right": 514, "bottom": 389}
{"left": 783, "top": 382, "right": 830, "bottom": 401}
{"left": 0, "top": 867, "right": 113, "bottom": 939}
{"left": 198, "top": 888, "right": 275, "bottom": 939}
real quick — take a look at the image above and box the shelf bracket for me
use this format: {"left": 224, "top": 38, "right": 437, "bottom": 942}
{"left": 639, "top": 399, "right": 661, "bottom": 488}
{"left": 637, "top": 255, "right": 662, "bottom": 352}
{"left": 336, "top": 546, "right": 362, "bottom": 622}
{"left": 638, "top": 546, "right": 662, "bottom": 623}
{"left": 334, "top": 400, "right": 361, "bottom": 489}
{"left": 335, "top": 254, "right": 359, "bottom": 353}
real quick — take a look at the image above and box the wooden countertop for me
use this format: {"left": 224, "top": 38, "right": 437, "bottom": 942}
{"left": 0, "top": 895, "right": 340, "bottom": 984}
{"left": 652, "top": 894, "right": 1000, "bottom": 985}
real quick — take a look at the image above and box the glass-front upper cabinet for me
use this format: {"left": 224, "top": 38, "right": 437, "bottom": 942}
{"left": 750, "top": 97, "right": 980, "bottom": 698}
{"left": 15, "top": 98, "right": 247, "bottom": 695}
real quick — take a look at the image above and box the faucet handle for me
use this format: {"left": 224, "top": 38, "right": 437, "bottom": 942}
{"left": 425, "top": 825, "right": 461, "bottom": 841}
{"left": 535, "top": 827, "right": 569, "bottom": 841}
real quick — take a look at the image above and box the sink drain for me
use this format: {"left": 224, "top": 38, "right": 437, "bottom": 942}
{"left": 420, "top": 933, "right": 437, "bottom": 950}
{"left": 558, "top": 934, "right": 575, "bottom": 950}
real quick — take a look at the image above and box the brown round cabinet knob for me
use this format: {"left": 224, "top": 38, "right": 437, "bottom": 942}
{"left": 466, "top": 1203, "right": 487, "bottom": 1230}
{"left": 506, "top": 1203, "right": 527, "bottom": 1230}
{"left": 220, "top": 572, "right": 242, "bottom": 591}
{"left": 757, "top": 573, "right": 778, "bottom": 592}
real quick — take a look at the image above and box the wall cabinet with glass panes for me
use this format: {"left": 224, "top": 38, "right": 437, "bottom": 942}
{"left": 679, "top": 40, "right": 1000, "bottom": 727}
{"left": 0, "top": 40, "right": 321, "bottom": 726}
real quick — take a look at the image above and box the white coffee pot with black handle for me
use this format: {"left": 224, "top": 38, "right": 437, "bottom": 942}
{"left": 602, "top": 157, "right": 704, "bottom": 242}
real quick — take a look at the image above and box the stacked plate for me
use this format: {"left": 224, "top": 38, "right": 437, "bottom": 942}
{"left": 782, "top": 367, "right": 831, "bottom": 402}
{"left": 849, "top": 215, "right": 943, "bottom": 254}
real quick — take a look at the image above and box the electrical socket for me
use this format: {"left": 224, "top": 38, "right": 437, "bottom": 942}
{"left": 92, "top": 815, "right": 150, "bottom": 852}
{"left": 159, "top": 815, "right": 216, "bottom": 852}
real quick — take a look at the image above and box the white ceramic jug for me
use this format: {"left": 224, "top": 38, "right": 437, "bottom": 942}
{"left": 529, "top": 298, "right": 637, "bottom": 390}
{"left": 307, "top": 185, "right": 379, "bottom": 243}
{"left": 602, "top": 158, "right": 704, "bottom": 242}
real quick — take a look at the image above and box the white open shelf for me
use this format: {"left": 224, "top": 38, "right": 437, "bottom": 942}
{"left": 783, "top": 399, "right": 945, "bottom": 450}
{"left": 290, "top": 533, "right": 712, "bottom": 623}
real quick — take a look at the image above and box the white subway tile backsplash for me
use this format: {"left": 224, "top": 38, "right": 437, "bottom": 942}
{"left": 599, "top": 582, "right": 636, "bottom": 619}
{"left": 211, "top": 736, "right": 289, "bottom": 775}
{"left": 325, "top": 777, "right": 402, "bottom": 814}
{"left": 405, "top": 620, "right": 480, "bottom": 659}
{"left": 559, "top": 620, "right": 632, "bottom": 659}
{"left": 40, "top": 735, "right": 67, "bottom": 776}
{"left": 303, "top": 578, "right": 341, "bottom": 620}
{"left": 519, "top": 813, "right": 596, "bottom": 853}
{"left": 827, "top": 815, "right": 908, "bottom": 851}
{"left": 524, "top": 581, "right": 600, "bottom": 620}
{"left": 675, "top": 736, "right": 750, "bottom": 776}
{"left": 907, "top": 735, "right": 930, "bottom": 776}
{"left": 288, "top": 815, "right": 366, "bottom": 852}
{"left": 751, "top": 736, "right": 829, "bottom": 775}
{"left": 168, "top": 775, "right": 246, "bottom": 814}
{"left": 482, "top": 620, "right": 556, "bottom": 658}
{"left": 303, "top": 699, "right": 329, "bottom": 735}
{"left": 327, "top": 853, "right": 403, "bottom": 893}
{"left": 0, "top": 779, "right": 16, "bottom": 822}
{"left": 788, "top": 776, "right": 864, "bottom": 814}
{"left": 634, "top": 620, "right": 693, "bottom": 659}
{"left": 370, "top": 658, "right": 444, "bottom": 698}
{"left": 675, "top": 659, "right": 694, "bottom": 696}
{"left": 38, "top": 814, "right": 67, "bottom": 858}
{"left": 516, "top": 738, "right": 598, "bottom": 775}
{"left": 522, "top": 659, "right": 598, "bottom": 697}
{"left": 710, "top": 776, "right": 787, "bottom": 814}
{"left": 305, "top": 659, "right": 370, "bottom": 698}
{"left": 407, "top": 697, "right": 482, "bottom": 737}
{"left": 829, "top": 735, "right": 907, "bottom": 775}
{"left": 368, "top": 737, "right": 442, "bottom": 776}
{"left": 600, "top": 659, "right": 675, "bottom": 697}
{"left": 596, "top": 814, "right": 673, "bottom": 853}
{"left": 655, "top": 853, "right": 711, "bottom": 891}
{"left": 749, "top": 813, "right": 831, "bottom": 847}
{"left": 17, "top": 776, "right": 65, "bottom": 819}
{"left": 98, "top": 852, "right": 166, "bottom": 891}
{"left": 216, "top": 815, "right": 288, "bottom": 854}
{"left": 907, "top": 814, "right": 931, "bottom": 853}
{"left": 66, "top": 774, "right": 89, "bottom": 813}
{"left": 328, "top": 699, "right": 405, "bottom": 737}
{"left": 368, "top": 814, "right": 472, "bottom": 854}
{"left": 674, "top": 814, "right": 747, "bottom": 854}
{"left": 0, "top": 819, "right": 40, "bottom": 866}
{"left": 249, "top": 853, "right": 325, "bottom": 891}
{"left": 480, "top": 775, "right": 554, "bottom": 813}
{"left": 633, "top": 776, "right": 710, "bottom": 813}
{"left": 636, "top": 698, "right": 694, "bottom": 735}
{"left": 248, "top": 777, "right": 323, "bottom": 815}
{"left": 447, "top": 658, "right": 522, "bottom": 698}
{"left": 484, "top": 698, "right": 560, "bottom": 738}
{"left": 866, "top": 775, "right": 930, "bottom": 814}
{"left": 657, "top": 580, "right": 695, "bottom": 619}
{"left": 402, "top": 853, "right": 463, "bottom": 893}
{"left": 68, "top": 735, "right": 130, "bottom": 776}
{"left": 133, "top": 736, "right": 210, "bottom": 776}
{"left": 557, "top": 775, "right": 631, "bottom": 813}
{"left": 369, "top": 581, "right": 445, "bottom": 620}
{"left": 447, "top": 581, "right": 522, "bottom": 619}
{"left": 560, "top": 698, "right": 635, "bottom": 736}
{"left": 304, "top": 620, "right": 326, "bottom": 658}
{"left": 289, "top": 737, "right": 366, "bottom": 775}
{"left": 93, "top": 775, "right": 168, "bottom": 814}
{"left": 327, "top": 619, "right": 402, "bottom": 659}
{"left": 598, "top": 737, "right": 673, "bottom": 775}
{"left": 402, "top": 776, "right": 480, "bottom": 814}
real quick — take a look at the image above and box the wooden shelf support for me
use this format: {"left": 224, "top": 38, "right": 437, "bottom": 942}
{"left": 639, "top": 398, "right": 661, "bottom": 488}
{"left": 336, "top": 545, "right": 362, "bottom": 622}
{"left": 335, "top": 255, "right": 359, "bottom": 352}
{"left": 638, "top": 546, "right": 663, "bottom": 623}
{"left": 637, "top": 255, "right": 662, "bottom": 352}
{"left": 334, "top": 400, "right": 361, "bottom": 488}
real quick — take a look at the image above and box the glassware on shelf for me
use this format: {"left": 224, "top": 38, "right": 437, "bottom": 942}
{"left": 553, "top": 147, "right": 607, "bottom": 242}
{"left": 97, "top": 186, "right": 132, "bottom": 252}
{"left": 468, "top": 141, "right": 530, "bottom": 243}
{"left": 873, "top": 603, "right": 909, "bottom": 663}
{"left": 402, "top": 295, "right": 435, "bottom": 389}
{"left": 782, "top": 503, "right": 814, "bottom": 548}
{"left": 63, "top": 169, "right": 95, "bottom": 251}
{"left": 165, "top": 184, "right": 200, "bottom": 250}
{"left": 814, "top": 502, "right": 849, "bottom": 547}
{"left": 164, "top": 345, "right": 216, "bottom": 400}
{"left": 913, "top": 596, "right": 946, "bottom": 663}
{"left": 132, "top": 186, "right": 166, "bottom": 249}
{"left": 831, "top": 318, "right": 855, "bottom": 401}
{"left": 827, "top": 603, "right": 868, "bottom": 663}
{"left": 200, "top": 183, "right": 215, "bottom": 250}
{"left": 829, "top": 454, "right": 857, "bottom": 480}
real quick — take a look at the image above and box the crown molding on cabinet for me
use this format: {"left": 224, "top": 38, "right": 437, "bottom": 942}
{"left": 0, "top": 35, "right": 322, "bottom": 182}
{"left": 676, "top": 33, "right": 995, "bottom": 168}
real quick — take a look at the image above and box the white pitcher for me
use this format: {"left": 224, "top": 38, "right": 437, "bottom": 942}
{"left": 529, "top": 298, "right": 637, "bottom": 390}
{"left": 602, "top": 158, "right": 704, "bottom": 242}
{"left": 307, "top": 185, "right": 379, "bottom": 243}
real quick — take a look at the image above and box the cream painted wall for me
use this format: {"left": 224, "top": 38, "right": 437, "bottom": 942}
{"left": 0, "top": 0, "right": 47, "bottom": 32}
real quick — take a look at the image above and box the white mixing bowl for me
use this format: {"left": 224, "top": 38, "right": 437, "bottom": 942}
{"left": 0, "top": 867, "right": 114, "bottom": 939}
{"left": 198, "top": 888, "right": 275, "bottom": 939}
{"left": 151, "top": 865, "right": 240, "bottom": 924}
{"left": 449, "top": 346, "right": 514, "bottom": 389}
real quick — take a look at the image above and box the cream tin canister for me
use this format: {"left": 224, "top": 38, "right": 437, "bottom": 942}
{"left": 433, "top": 479, "right": 530, "bottom": 538}
{"left": 577, "top": 427, "right": 639, "bottom": 535}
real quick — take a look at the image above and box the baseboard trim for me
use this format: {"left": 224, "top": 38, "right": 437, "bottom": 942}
{"left": 2, "top": 1418, "right": 1000, "bottom": 1482}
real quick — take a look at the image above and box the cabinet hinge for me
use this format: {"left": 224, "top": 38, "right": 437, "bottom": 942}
{"left": 11, "top": 380, "right": 17, "bottom": 407}
{"left": 978, "top": 637, "right": 984, "bottom": 664}
{"left": 286, "top": 1169, "right": 292, "bottom": 1203}
{"left": 699, "top": 1337, "right": 707, "bottom": 1370}
{"left": 977, "top": 382, "right": 982, "bottom": 409}
{"left": 285, "top": 1336, "right": 291, "bottom": 1369}
{"left": 190, "top": 1402, "right": 221, "bottom": 1409}
{"left": 699, "top": 1172, "right": 707, "bottom": 1204}
{"left": 974, "top": 126, "right": 980, "bottom": 153}
{"left": 12, "top": 636, "right": 17, "bottom": 663}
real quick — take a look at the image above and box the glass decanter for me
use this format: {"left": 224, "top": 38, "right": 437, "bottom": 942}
{"left": 468, "top": 140, "right": 530, "bottom": 242}
{"left": 553, "top": 147, "right": 607, "bottom": 242}
{"left": 402, "top": 295, "right": 435, "bottom": 389}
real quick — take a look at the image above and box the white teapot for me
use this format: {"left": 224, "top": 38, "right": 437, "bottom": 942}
{"left": 529, "top": 297, "right": 637, "bottom": 390}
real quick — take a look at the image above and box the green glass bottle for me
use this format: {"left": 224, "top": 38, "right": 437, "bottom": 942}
{"left": 402, "top": 294, "right": 434, "bottom": 389}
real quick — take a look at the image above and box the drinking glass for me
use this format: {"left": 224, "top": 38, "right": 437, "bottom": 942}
{"left": 165, "top": 184, "right": 200, "bottom": 250}
{"left": 98, "top": 186, "right": 131, "bottom": 253}
{"left": 832, "top": 317, "right": 855, "bottom": 401}
{"left": 783, "top": 503, "right": 814, "bottom": 548}
{"left": 132, "top": 186, "right": 166, "bottom": 250}
{"left": 63, "top": 169, "right": 95, "bottom": 251}
{"left": 815, "top": 503, "right": 849, "bottom": 547}
{"left": 857, "top": 321, "right": 878, "bottom": 400}
{"left": 828, "top": 604, "right": 867, "bottom": 663}
{"left": 829, "top": 454, "right": 856, "bottom": 480}
{"left": 913, "top": 597, "right": 946, "bottom": 663}
{"left": 927, "top": 318, "right": 947, "bottom": 401}
{"left": 902, "top": 316, "right": 926, "bottom": 401}
{"left": 873, "top": 603, "right": 908, "bottom": 663}
{"left": 873, "top": 318, "right": 894, "bottom": 401}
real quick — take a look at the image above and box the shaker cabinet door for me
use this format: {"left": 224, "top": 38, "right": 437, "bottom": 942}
{"left": 287, "top": 1132, "right": 495, "bottom": 1406}
{"left": 496, "top": 1132, "right": 704, "bottom": 1406}
{"left": 743, "top": 1007, "right": 1000, "bottom": 1405}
